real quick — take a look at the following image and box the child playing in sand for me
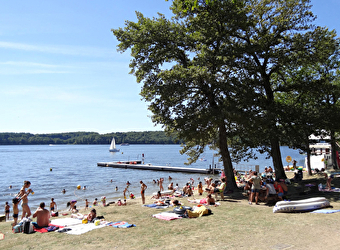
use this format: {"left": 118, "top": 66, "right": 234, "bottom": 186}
{"left": 12, "top": 198, "right": 19, "bottom": 228}
{"left": 4, "top": 202, "right": 10, "bottom": 220}
{"left": 50, "top": 198, "right": 57, "bottom": 212}
{"left": 93, "top": 198, "right": 98, "bottom": 206}
{"left": 101, "top": 196, "right": 106, "bottom": 206}
{"left": 123, "top": 186, "right": 129, "bottom": 199}
{"left": 67, "top": 200, "right": 77, "bottom": 212}
{"left": 5, "top": 202, "right": 10, "bottom": 220}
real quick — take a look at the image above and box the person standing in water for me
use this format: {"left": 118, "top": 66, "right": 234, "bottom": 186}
{"left": 159, "top": 178, "right": 164, "bottom": 192}
{"left": 140, "top": 180, "right": 147, "bottom": 204}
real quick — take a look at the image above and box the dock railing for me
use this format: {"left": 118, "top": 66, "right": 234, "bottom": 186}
{"left": 233, "top": 164, "right": 260, "bottom": 174}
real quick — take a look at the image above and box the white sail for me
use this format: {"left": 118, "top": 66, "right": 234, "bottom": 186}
{"left": 109, "top": 137, "right": 120, "bottom": 152}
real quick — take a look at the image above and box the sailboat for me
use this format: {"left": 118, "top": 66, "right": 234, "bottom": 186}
{"left": 109, "top": 137, "right": 120, "bottom": 152}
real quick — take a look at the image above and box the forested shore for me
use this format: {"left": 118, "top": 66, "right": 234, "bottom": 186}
{"left": 0, "top": 131, "right": 182, "bottom": 145}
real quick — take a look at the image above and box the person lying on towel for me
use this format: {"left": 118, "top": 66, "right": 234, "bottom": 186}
{"left": 186, "top": 205, "right": 210, "bottom": 218}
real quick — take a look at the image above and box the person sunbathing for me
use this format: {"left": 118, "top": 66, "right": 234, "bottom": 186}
{"left": 171, "top": 200, "right": 181, "bottom": 206}
{"left": 151, "top": 191, "right": 162, "bottom": 199}
{"left": 188, "top": 194, "right": 217, "bottom": 206}
{"left": 87, "top": 209, "right": 97, "bottom": 222}
{"left": 70, "top": 209, "right": 97, "bottom": 222}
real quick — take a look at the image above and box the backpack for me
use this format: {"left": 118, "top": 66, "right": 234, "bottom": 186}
{"left": 13, "top": 224, "right": 22, "bottom": 233}
{"left": 23, "top": 220, "right": 34, "bottom": 234}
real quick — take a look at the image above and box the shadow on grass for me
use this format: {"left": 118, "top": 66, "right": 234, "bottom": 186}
{"left": 221, "top": 174, "right": 340, "bottom": 207}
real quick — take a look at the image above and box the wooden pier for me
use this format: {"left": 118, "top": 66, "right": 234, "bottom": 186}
{"left": 97, "top": 161, "right": 220, "bottom": 174}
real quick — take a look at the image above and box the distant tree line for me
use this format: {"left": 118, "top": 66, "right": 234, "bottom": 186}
{"left": 0, "top": 131, "right": 182, "bottom": 145}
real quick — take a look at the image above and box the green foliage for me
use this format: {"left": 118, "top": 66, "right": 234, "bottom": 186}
{"left": 0, "top": 131, "right": 182, "bottom": 145}
{"left": 112, "top": 0, "right": 340, "bottom": 181}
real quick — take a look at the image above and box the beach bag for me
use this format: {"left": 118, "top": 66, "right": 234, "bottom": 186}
{"left": 51, "top": 211, "right": 59, "bottom": 217}
{"left": 13, "top": 224, "right": 23, "bottom": 233}
{"left": 23, "top": 221, "right": 34, "bottom": 234}
{"left": 173, "top": 206, "right": 192, "bottom": 214}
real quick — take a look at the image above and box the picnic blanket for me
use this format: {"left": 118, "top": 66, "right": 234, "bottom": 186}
{"left": 144, "top": 204, "right": 169, "bottom": 209}
{"left": 152, "top": 212, "right": 182, "bottom": 221}
{"left": 34, "top": 224, "right": 62, "bottom": 233}
{"left": 310, "top": 209, "right": 340, "bottom": 214}
{"left": 107, "top": 221, "right": 136, "bottom": 228}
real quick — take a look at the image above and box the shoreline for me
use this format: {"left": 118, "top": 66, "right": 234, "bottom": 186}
{"left": 2, "top": 172, "right": 340, "bottom": 249}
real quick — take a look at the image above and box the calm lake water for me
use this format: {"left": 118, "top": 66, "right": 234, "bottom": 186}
{"left": 0, "top": 144, "right": 305, "bottom": 213}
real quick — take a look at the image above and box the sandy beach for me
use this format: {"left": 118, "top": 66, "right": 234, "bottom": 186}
{"left": 1, "top": 172, "right": 340, "bottom": 250}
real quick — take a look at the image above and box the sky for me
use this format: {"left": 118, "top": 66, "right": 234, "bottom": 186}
{"left": 0, "top": 0, "right": 339, "bottom": 135}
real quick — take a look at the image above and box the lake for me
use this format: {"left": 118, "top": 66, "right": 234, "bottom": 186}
{"left": 0, "top": 144, "right": 305, "bottom": 213}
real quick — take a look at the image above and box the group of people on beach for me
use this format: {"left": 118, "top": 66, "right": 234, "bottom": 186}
{"left": 5, "top": 180, "right": 107, "bottom": 229}
{"left": 240, "top": 169, "right": 288, "bottom": 205}
{"left": 4, "top": 181, "right": 57, "bottom": 229}
{"left": 147, "top": 174, "right": 228, "bottom": 208}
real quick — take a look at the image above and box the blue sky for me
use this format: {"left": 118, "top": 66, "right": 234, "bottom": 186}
{"left": 0, "top": 0, "right": 338, "bottom": 134}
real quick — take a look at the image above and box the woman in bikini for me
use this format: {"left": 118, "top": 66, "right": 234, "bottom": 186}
{"left": 140, "top": 180, "right": 147, "bottom": 204}
{"left": 17, "top": 180, "right": 32, "bottom": 219}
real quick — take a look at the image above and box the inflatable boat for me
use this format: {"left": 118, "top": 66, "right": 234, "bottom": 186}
{"left": 273, "top": 197, "right": 330, "bottom": 213}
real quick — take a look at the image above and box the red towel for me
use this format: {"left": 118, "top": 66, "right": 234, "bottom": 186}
{"left": 34, "top": 224, "right": 63, "bottom": 233}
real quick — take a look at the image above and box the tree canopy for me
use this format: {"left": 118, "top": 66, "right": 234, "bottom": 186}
{"left": 112, "top": 0, "right": 340, "bottom": 188}
{"left": 0, "top": 131, "right": 181, "bottom": 145}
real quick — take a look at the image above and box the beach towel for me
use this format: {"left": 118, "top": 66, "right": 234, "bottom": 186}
{"left": 319, "top": 187, "right": 340, "bottom": 192}
{"left": 50, "top": 218, "right": 83, "bottom": 227}
{"left": 187, "top": 206, "right": 210, "bottom": 218}
{"left": 107, "top": 221, "right": 136, "bottom": 228}
{"left": 34, "top": 224, "right": 62, "bottom": 233}
{"left": 310, "top": 209, "right": 340, "bottom": 214}
{"left": 144, "top": 204, "right": 169, "bottom": 209}
{"left": 62, "top": 222, "right": 107, "bottom": 235}
{"left": 152, "top": 212, "right": 182, "bottom": 221}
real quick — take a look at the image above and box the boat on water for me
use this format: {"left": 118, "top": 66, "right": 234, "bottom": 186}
{"left": 109, "top": 137, "right": 120, "bottom": 152}
{"left": 120, "top": 143, "right": 129, "bottom": 146}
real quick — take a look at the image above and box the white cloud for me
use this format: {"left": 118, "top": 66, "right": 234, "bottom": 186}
{"left": 0, "top": 41, "right": 115, "bottom": 57}
{"left": 0, "top": 61, "right": 73, "bottom": 74}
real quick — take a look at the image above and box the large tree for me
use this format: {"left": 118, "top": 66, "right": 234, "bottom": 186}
{"left": 112, "top": 0, "right": 339, "bottom": 184}
{"left": 113, "top": 1, "right": 248, "bottom": 190}
{"left": 276, "top": 29, "right": 340, "bottom": 174}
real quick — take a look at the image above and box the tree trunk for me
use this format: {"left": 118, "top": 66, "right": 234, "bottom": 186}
{"left": 330, "top": 130, "right": 338, "bottom": 170}
{"left": 270, "top": 137, "right": 287, "bottom": 180}
{"left": 218, "top": 122, "right": 237, "bottom": 191}
{"left": 306, "top": 136, "right": 313, "bottom": 176}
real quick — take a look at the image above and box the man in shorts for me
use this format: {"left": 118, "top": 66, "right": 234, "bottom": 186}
{"left": 140, "top": 180, "right": 147, "bottom": 204}
{"left": 33, "top": 202, "right": 50, "bottom": 228}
